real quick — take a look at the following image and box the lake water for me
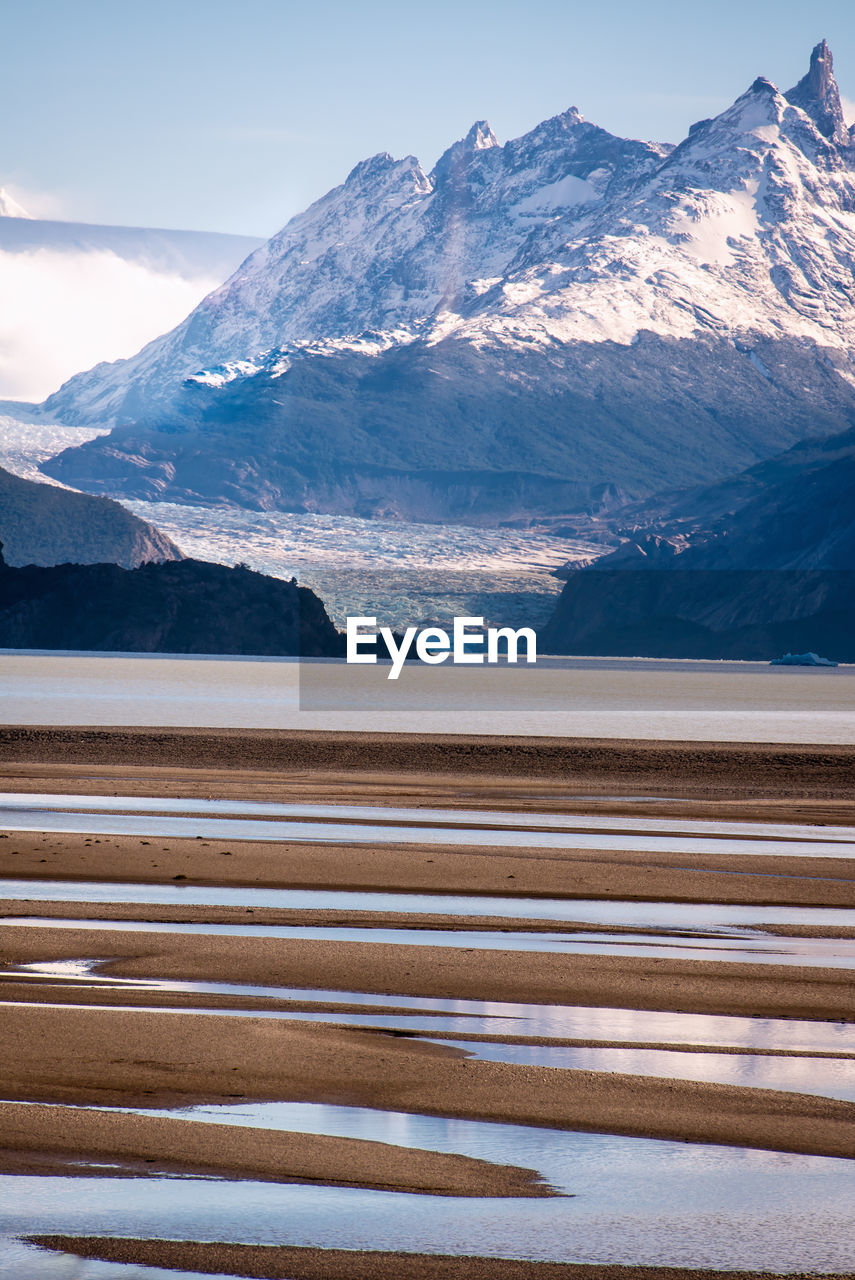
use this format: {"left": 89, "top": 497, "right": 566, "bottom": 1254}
{"left": 1, "top": 650, "right": 853, "bottom": 740}
{"left": 6, "top": 965, "right": 855, "bottom": 1102}
{"left": 13, "top": 961, "right": 855, "bottom": 1054}
{"left": 3, "top": 800, "right": 853, "bottom": 856}
{"left": 4, "top": 878, "right": 853, "bottom": 927}
{"left": 2, "top": 1117, "right": 854, "bottom": 1273}
{"left": 9, "top": 917, "right": 854, "bottom": 967}
{"left": 5, "top": 793, "right": 855, "bottom": 841}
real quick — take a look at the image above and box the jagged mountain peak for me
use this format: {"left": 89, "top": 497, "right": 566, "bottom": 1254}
{"left": 786, "top": 39, "right": 850, "bottom": 145}
{"left": 659, "top": 62, "right": 845, "bottom": 184}
{"left": 465, "top": 120, "right": 499, "bottom": 151}
{"left": 344, "top": 150, "right": 428, "bottom": 188}
{"left": 432, "top": 120, "right": 499, "bottom": 183}
{"left": 43, "top": 38, "right": 855, "bottom": 497}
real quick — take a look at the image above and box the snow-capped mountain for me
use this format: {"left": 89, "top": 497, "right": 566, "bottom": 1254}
{"left": 0, "top": 204, "right": 262, "bottom": 401}
{"left": 44, "top": 111, "right": 670, "bottom": 423}
{"left": 43, "top": 43, "right": 855, "bottom": 524}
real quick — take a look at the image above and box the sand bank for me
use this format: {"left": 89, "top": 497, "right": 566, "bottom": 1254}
{"left": 3, "top": 895, "right": 855, "bottom": 939}
{"left": 2, "top": 829, "right": 854, "bottom": 906}
{"left": 27, "top": 1237, "right": 855, "bottom": 1280}
{"left": 2, "top": 727, "right": 855, "bottom": 814}
{"left": 3, "top": 920, "right": 853, "bottom": 1019}
{"left": 1, "top": 1005, "right": 853, "bottom": 1159}
{"left": 0, "top": 1101, "right": 546, "bottom": 1196}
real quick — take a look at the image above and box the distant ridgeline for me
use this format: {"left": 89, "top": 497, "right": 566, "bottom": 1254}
{"left": 0, "top": 543, "right": 344, "bottom": 656}
{"left": 540, "top": 426, "right": 855, "bottom": 662}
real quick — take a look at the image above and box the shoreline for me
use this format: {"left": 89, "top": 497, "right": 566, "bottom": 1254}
{"left": 2, "top": 726, "right": 855, "bottom": 804}
{"left": 0, "top": 1102, "right": 548, "bottom": 1198}
{"left": 3, "top": 827, "right": 855, "bottom": 907}
{"left": 4, "top": 920, "right": 855, "bottom": 1019}
{"left": 28, "top": 1238, "right": 855, "bottom": 1280}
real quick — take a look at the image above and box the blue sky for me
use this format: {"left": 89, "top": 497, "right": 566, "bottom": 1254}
{"left": 3, "top": 0, "right": 855, "bottom": 236}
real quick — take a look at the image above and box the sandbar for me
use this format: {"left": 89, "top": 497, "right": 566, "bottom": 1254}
{"left": 27, "top": 1237, "right": 855, "bottom": 1280}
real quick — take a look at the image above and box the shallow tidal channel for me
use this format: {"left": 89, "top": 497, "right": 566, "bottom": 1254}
{"left": 2, "top": 793, "right": 855, "bottom": 1275}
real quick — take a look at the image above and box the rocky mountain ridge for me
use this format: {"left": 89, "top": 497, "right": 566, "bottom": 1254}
{"left": 594, "top": 425, "right": 855, "bottom": 572}
{"left": 41, "top": 42, "right": 855, "bottom": 524}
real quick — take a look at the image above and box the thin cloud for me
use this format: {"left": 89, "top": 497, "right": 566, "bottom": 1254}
{"left": 841, "top": 96, "right": 855, "bottom": 127}
{"left": 0, "top": 248, "right": 218, "bottom": 401}
{"left": 2, "top": 183, "right": 67, "bottom": 221}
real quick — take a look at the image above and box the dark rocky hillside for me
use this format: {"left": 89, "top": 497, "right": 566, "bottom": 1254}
{"left": 539, "top": 568, "right": 855, "bottom": 662}
{"left": 0, "top": 544, "right": 343, "bottom": 656}
{"left": 601, "top": 425, "right": 855, "bottom": 572}
{"left": 0, "top": 465, "right": 181, "bottom": 567}
{"left": 540, "top": 426, "right": 855, "bottom": 661}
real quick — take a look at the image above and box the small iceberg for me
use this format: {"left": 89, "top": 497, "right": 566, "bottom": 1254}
{"left": 770, "top": 652, "right": 838, "bottom": 667}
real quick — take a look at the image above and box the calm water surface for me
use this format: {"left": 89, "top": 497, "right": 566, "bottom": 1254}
{"left": 4, "top": 879, "right": 853, "bottom": 929}
{"left": 7, "top": 793, "right": 854, "bottom": 841}
{"left": 13, "top": 963, "right": 855, "bottom": 1054}
{"left": 2, "top": 651, "right": 853, "bottom": 741}
{"left": 7, "top": 917, "right": 855, "bottom": 966}
{"left": 1, "top": 1115, "right": 854, "bottom": 1272}
{"left": 3, "top": 805, "right": 852, "bottom": 856}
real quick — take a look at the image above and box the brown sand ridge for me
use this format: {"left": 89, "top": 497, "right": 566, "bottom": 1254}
{"left": 1, "top": 1004, "right": 854, "bottom": 1159}
{"left": 3, "top": 725, "right": 855, "bottom": 799}
{"left": 4, "top": 920, "right": 855, "bottom": 1021}
{"left": 3, "top": 727, "right": 855, "bottom": 822}
{"left": 0, "top": 1101, "right": 548, "bottom": 1196}
{"left": 27, "top": 1238, "right": 855, "bottom": 1280}
{"left": 4, "top": 827, "right": 855, "bottom": 906}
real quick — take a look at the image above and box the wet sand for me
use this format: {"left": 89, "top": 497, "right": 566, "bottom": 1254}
{"left": 7, "top": 895, "right": 855, "bottom": 939}
{"left": 4, "top": 918, "right": 855, "bottom": 1019}
{"left": 0, "top": 1101, "right": 547, "bottom": 1196}
{"left": 3, "top": 829, "right": 855, "bottom": 906}
{"left": 1, "top": 1004, "right": 854, "bottom": 1159}
{"left": 2, "top": 729, "right": 855, "bottom": 1275}
{"left": 29, "top": 1237, "right": 855, "bottom": 1280}
{"left": 3, "top": 726, "right": 855, "bottom": 820}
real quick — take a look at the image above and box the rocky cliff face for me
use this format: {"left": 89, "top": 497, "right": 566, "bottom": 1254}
{"left": 786, "top": 38, "right": 854, "bottom": 148}
{"left": 0, "top": 465, "right": 182, "bottom": 567}
{"left": 42, "top": 43, "right": 855, "bottom": 524}
{"left": 540, "top": 425, "right": 855, "bottom": 660}
{"left": 601, "top": 426, "right": 855, "bottom": 572}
